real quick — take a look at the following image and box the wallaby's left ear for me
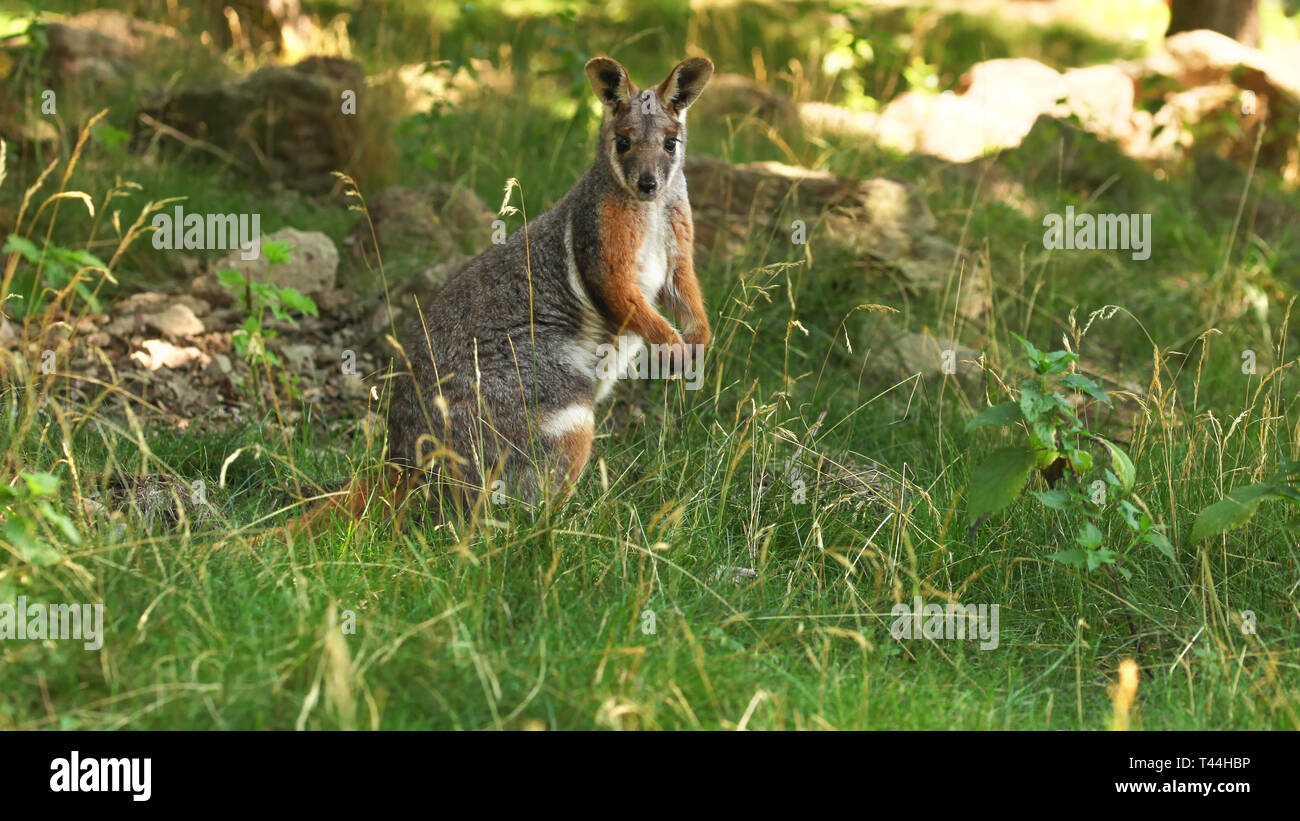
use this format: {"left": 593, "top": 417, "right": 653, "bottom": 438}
{"left": 656, "top": 56, "right": 714, "bottom": 115}
{"left": 586, "top": 57, "right": 635, "bottom": 109}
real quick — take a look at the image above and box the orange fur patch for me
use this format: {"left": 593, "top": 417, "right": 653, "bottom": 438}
{"left": 594, "top": 194, "right": 680, "bottom": 346}
{"left": 667, "top": 203, "right": 710, "bottom": 345}
{"left": 557, "top": 425, "right": 594, "bottom": 486}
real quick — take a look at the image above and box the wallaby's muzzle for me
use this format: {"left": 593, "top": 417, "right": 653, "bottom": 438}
{"left": 635, "top": 173, "right": 658, "bottom": 199}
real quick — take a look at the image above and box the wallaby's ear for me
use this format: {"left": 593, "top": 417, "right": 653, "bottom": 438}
{"left": 586, "top": 57, "right": 635, "bottom": 109}
{"left": 656, "top": 56, "right": 714, "bottom": 115}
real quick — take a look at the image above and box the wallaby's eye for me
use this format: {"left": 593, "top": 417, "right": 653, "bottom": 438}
{"left": 614, "top": 135, "right": 631, "bottom": 153}
{"left": 664, "top": 137, "right": 678, "bottom": 154}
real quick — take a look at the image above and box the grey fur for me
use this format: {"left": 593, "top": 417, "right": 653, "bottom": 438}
{"left": 386, "top": 57, "right": 714, "bottom": 509}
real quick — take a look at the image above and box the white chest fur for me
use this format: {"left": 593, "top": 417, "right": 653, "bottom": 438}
{"left": 562, "top": 206, "right": 677, "bottom": 404}
{"left": 635, "top": 203, "right": 672, "bottom": 303}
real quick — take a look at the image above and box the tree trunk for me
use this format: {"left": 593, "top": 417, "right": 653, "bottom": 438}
{"left": 1166, "top": 0, "right": 1260, "bottom": 47}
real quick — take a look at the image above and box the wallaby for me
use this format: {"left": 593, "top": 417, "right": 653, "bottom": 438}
{"left": 375, "top": 56, "right": 714, "bottom": 514}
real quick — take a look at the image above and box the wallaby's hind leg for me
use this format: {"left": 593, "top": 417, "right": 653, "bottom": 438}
{"left": 540, "top": 402, "right": 595, "bottom": 496}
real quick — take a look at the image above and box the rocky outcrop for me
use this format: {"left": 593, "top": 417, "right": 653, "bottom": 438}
{"left": 137, "top": 57, "right": 365, "bottom": 192}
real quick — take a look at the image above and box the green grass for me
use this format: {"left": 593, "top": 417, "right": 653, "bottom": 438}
{"left": 1, "top": 0, "right": 1297, "bottom": 729}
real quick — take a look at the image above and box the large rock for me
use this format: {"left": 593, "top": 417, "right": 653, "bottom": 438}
{"left": 137, "top": 57, "right": 365, "bottom": 192}
{"left": 689, "top": 74, "right": 799, "bottom": 130}
{"left": 42, "top": 10, "right": 178, "bottom": 84}
{"left": 1124, "top": 30, "right": 1300, "bottom": 174}
{"left": 206, "top": 227, "right": 338, "bottom": 299}
{"left": 870, "top": 59, "right": 1070, "bottom": 163}
{"left": 875, "top": 329, "right": 982, "bottom": 387}
{"left": 344, "top": 182, "right": 493, "bottom": 291}
{"left": 1060, "top": 64, "right": 1138, "bottom": 143}
{"left": 687, "top": 154, "right": 934, "bottom": 253}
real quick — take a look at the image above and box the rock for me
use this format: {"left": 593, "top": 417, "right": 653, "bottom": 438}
{"left": 144, "top": 304, "right": 205, "bottom": 338}
{"left": 42, "top": 10, "right": 178, "bottom": 84}
{"left": 207, "top": 353, "right": 233, "bottom": 375}
{"left": 872, "top": 58, "right": 1069, "bottom": 163}
{"left": 690, "top": 74, "right": 799, "bottom": 129}
{"left": 1136, "top": 30, "right": 1296, "bottom": 94}
{"left": 1060, "top": 65, "right": 1138, "bottom": 143}
{"left": 0, "top": 314, "right": 17, "bottom": 346}
{"left": 279, "top": 342, "right": 316, "bottom": 373}
{"left": 131, "top": 339, "right": 211, "bottom": 371}
{"left": 0, "top": 115, "right": 59, "bottom": 149}
{"left": 798, "top": 102, "right": 880, "bottom": 138}
{"left": 137, "top": 57, "right": 365, "bottom": 192}
{"left": 876, "top": 330, "right": 982, "bottom": 385}
{"left": 346, "top": 183, "right": 492, "bottom": 285}
{"left": 686, "top": 153, "right": 936, "bottom": 266}
{"left": 104, "top": 292, "right": 212, "bottom": 338}
{"left": 213, "top": 227, "right": 338, "bottom": 298}
{"left": 893, "top": 236, "right": 992, "bottom": 320}
{"left": 1122, "top": 30, "right": 1300, "bottom": 172}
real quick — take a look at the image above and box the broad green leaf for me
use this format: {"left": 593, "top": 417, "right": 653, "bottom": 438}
{"left": 22, "top": 472, "right": 59, "bottom": 497}
{"left": 1018, "top": 385, "right": 1043, "bottom": 422}
{"left": 1145, "top": 529, "right": 1174, "bottom": 559}
{"left": 3, "top": 234, "right": 43, "bottom": 263}
{"left": 1271, "top": 484, "right": 1300, "bottom": 504}
{"left": 264, "top": 240, "right": 291, "bottom": 265}
{"left": 1067, "top": 449, "right": 1092, "bottom": 472}
{"left": 1049, "top": 549, "right": 1087, "bottom": 568}
{"left": 277, "top": 287, "right": 318, "bottom": 317}
{"left": 968, "top": 446, "right": 1037, "bottom": 521}
{"left": 0, "top": 575, "right": 16, "bottom": 606}
{"left": 1094, "top": 437, "right": 1134, "bottom": 493}
{"left": 216, "top": 268, "right": 247, "bottom": 290}
{"left": 1087, "top": 549, "right": 1120, "bottom": 571}
{"left": 64, "top": 248, "right": 109, "bottom": 270}
{"left": 1117, "top": 500, "right": 1141, "bottom": 530}
{"left": 1011, "top": 333, "right": 1043, "bottom": 364}
{"left": 965, "top": 401, "right": 1020, "bottom": 432}
{"left": 1033, "top": 489, "right": 1070, "bottom": 510}
{"left": 1061, "top": 373, "right": 1110, "bottom": 403}
{"left": 38, "top": 500, "right": 82, "bottom": 546}
{"left": 1190, "top": 483, "right": 1282, "bottom": 542}
{"left": 5, "top": 519, "right": 62, "bottom": 566}
{"left": 1075, "top": 522, "right": 1104, "bottom": 549}
{"left": 1043, "top": 350, "right": 1079, "bottom": 374}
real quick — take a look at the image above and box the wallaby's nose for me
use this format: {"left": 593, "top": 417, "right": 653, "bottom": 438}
{"left": 637, "top": 175, "right": 657, "bottom": 195}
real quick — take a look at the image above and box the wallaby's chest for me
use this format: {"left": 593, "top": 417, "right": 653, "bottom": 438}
{"left": 634, "top": 205, "right": 673, "bottom": 301}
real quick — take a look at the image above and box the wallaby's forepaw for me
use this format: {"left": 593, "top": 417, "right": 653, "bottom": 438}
{"left": 684, "top": 326, "right": 710, "bottom": 351}
{"left": 666, "top": 333, "right": 706, "bottom": 376}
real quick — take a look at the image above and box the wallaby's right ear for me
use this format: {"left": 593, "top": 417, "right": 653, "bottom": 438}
{"left": 585, "top": 57, "right": 634, "bottom": 110}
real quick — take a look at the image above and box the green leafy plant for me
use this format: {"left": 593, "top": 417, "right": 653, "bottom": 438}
{"left": 966, "top": 334, "right": 1171, "bottom": 576}
{"left": 1191, "top": 458, "right": 1300, "bottom": 541}
{"left": 216, "top": 240, "right": 318, "bottom": 398}
{"left": 1, "top": 472, "right": 80, "bottom": 568}
{"left": 2, "top": 234, "right": 111, "bottom": 318}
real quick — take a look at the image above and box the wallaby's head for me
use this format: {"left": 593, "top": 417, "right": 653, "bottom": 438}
{"left": 585, "top": 56, "right": 714, "bottom": 202}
